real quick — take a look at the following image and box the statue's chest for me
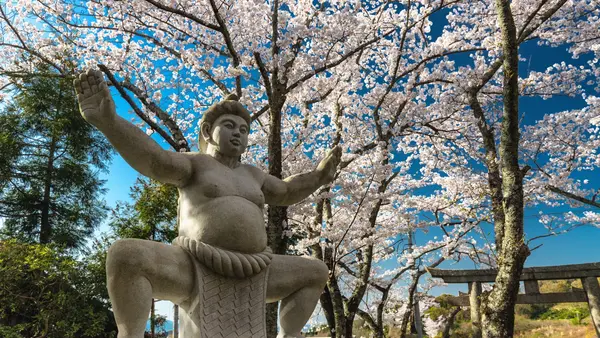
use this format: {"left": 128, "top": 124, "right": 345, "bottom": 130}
{"left": 195, "top": 169, "right": 264, "bottom": 206}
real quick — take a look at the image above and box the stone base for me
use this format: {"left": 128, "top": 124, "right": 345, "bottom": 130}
{"left": 178, "top": 257, "right": 269, "bottom": 338}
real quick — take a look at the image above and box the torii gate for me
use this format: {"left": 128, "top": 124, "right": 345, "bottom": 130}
{"left": 429, "top": 262, "right": 600, "bottom": 337}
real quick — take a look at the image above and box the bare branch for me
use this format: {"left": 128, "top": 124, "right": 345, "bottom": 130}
{"left": 207, "top": 0, "right": 242, "bottom": 97}
{"left": 142, "top": 0, "right": 221, "bottom": 31}
{"left": 546, "top": 185, "right": 600, "bottom": 208}
{"left": 117, "top": 80, "right": 190, "bottom": 152}
{"left": 98, "top": 65, "right": 182, "bottom": 151}
{"left": 254, "top": 52, "right": 272, "bottom": 98}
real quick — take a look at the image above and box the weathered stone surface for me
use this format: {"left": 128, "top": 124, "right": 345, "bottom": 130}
{"left": 75, "top": 69, "right": 340, "bottom": 338}
{"left": 429, "top": 262, "right": 600, "bottom": 283}
{"left": 524, "top": 280, "right": 540, "bottom": 294}
{"left": 446, "top": 291, "right": 590, "bottom": 306}
{"left": 468, "top": 282, "right": 482, "bottom": 338}
{"left": 179, "top": 257, "right": 269, "bottom": 338}
{"left": 582, "top": 277, "right": 600, "bottom": 337}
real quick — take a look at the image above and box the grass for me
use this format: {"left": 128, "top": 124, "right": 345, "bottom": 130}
{"left": 307, "top": 314, "right": 597, "bottom": 337}
{"left": 513, "top": 316, "right": 597, "bottom": 338}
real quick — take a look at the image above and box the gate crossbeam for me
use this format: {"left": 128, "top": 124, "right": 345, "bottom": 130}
{"left": 428, "top": 262, "right": 600, "bottom": 283}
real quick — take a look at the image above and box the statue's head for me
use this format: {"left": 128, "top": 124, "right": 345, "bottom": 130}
{"left": 199, "top": 94, "right": 252, "bottom": 156}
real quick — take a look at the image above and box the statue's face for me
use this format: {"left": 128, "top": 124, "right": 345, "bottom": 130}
{"left": 203, "top": 114, "right": 249, "bottom": 157}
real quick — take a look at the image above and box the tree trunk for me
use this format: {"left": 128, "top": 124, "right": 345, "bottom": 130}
{"left": 373, "top": 288, "right": 389, "bottom": 338}
{"left": 151, "top": 299, "right": 155, "bottom": 337}
{"left": 40, "top": 135, "right": 56, "bottom": 244}
{"left": 329, "top": 278, "right": 348, "bottom": 337}
{"left": 400, "top": 277, "right": 419, "bottom": 338}
{"left": 173, "top": 304, "right": 179, "bottom": 338}
{"left": 481, "top": 0, "right": 530, "bottom": 336}
{"left": 265, "top": 304, "right": 279, "bottom": 338}
{"left": 266, "top": 96, "right": 288, "bottom": 337}
{"left": 400, "top": 232, "right": 420, "bottom": 338}
{"left": 413, "top": 294, "right": 423, "bottom": 338}
{"left": 441, "top": 307, "right": 461, "bottom": 338}
{"left": 319, "top": 281, "right": 337, "bottom": 338}
{"left": 312, "top": 235, "right": 339, "bottom": 338}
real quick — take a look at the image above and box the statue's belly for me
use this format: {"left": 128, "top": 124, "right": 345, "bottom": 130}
{"left": 179, "top": 196, "right": 267, "bottom": 253}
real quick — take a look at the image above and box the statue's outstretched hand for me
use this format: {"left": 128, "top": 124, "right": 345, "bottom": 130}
{"left": 74, "top": 69, "right": 115, "bottom": 125}
{"left": 316, "top": 145, "right": 342, "bottom": 185}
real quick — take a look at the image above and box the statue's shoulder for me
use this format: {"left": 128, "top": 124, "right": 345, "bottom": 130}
{"left": 239, "top": 162, "right": 263, "bottom": 171}
{"left": 179, "top": 152, "right": 223, "bottom": 172}
{"left": 239, "top": 163, "right": 267, "bottom": 181}
{"left": 182, "top": 151, "right": 214, "bottom": 162}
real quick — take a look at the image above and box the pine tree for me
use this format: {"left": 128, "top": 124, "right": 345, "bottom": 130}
{"left": 109, "top": 177, "right": 178, "bottom": 243}
{"left": 0, "top": 70, "right": 112, "bottom": 249}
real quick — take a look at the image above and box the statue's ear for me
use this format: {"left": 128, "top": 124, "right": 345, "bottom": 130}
{"left": 200, "top": 122, "right": 212, "bottom": 141}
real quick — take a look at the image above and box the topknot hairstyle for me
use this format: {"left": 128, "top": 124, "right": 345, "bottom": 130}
{"left": 199, "top": 94, "right": 252, "bottom": 153}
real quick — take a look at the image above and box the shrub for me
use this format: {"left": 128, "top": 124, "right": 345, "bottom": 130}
{"left": 538, "top": 306, "right": 590, "bottom": 325}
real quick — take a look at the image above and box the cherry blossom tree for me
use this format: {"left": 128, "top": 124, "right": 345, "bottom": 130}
{"left": 388, "top": 0, "right": 600, "bottom": 336}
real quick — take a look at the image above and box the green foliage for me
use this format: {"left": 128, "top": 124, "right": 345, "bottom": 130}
{"left": 423, "top": 295, "right": 470, "bottom": 338}
{"left": 425, "top": 295, "right": 455, "bottom": 321}
{"left": 0, "top": 68, "right": 112, "bottom": 249}
{"left": 146, "top": 314, "right": 168, "bottom": 338}
{"left": 0, "top": 112, "right": 21, "bottom": 185}
{"left": 515, "top": 304, "right": 553, "bottom": 319}
{"left": 304, "top": 323, "right": 329, "bottom": 336}
{"left": 0, "top": 239, "right": 116, "bottom": 337}
{"left": 517, "top": 280, "right": 592, "bottom": 325}
{"left": 426, "top": 294, "right": 467, "bottom": 321}
{"left": 110, "top": 177, "right": 178, "bottom": 242}
{"left": 538, "top": 306, "right": 590, "bottom": 325}
{"left": 538, "top": 280, "right": 572, "bottom": 293}
{"left": 79, "top": 234, "right": 116, "bottom": 309}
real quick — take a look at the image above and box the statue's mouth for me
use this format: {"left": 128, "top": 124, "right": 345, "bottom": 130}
{"left": 231, "top": 139, "right": 241, "bottom": 146}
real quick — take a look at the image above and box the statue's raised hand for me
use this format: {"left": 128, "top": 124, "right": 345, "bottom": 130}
{"left": 316, "top": 145, "right": 342, "bottom": 184}
{"left": 74, "top": 69, "right": 115, "bottom": 125}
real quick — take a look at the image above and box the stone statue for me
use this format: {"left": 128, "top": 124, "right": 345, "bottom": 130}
{"left": 74, "top": 69, "right": 341, "bottom": 338}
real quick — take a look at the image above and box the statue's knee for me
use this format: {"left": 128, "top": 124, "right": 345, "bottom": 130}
{"left": 312, "top": 259, "right": 329, "bottom": 287}
{"left": 106, "top": 239, "right": 147, "bottom": 275}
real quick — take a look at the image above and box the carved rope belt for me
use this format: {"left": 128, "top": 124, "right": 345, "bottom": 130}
{"left": 173, "top": 236, "right": 273, "bottom": 278}
{"left": 174, "top": 236, "right": 271, "bottom": 337}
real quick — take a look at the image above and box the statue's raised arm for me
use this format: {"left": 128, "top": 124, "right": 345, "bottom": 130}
{"left": 74, "top": 69, "right": 192, "bottom": 187}
{"left": 262, "top": 145, "right": 342, "bottom": 206}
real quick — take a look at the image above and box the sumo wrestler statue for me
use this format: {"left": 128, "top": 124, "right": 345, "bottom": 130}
{"left": 74, "top": 69, "right": 341, "bottom": 338}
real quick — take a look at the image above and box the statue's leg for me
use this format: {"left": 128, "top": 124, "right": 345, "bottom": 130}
{"left": 106, "top": 239, "right": 194, "bottom": 338}
{"left": 266, "top": 255, "right": 329, "bottom": 338}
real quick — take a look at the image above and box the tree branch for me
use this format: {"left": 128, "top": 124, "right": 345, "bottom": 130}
{"left": 142, "top": 0, "right": 221, "bottom": 31}
{"left": 207, "top": 0, "right": 242, "bottom": 97}
{"left": 97, "top": 65, "right": 182, "bottom": 151}
{"left": 546, "top": 185, "right": 600, "bottom": 208}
